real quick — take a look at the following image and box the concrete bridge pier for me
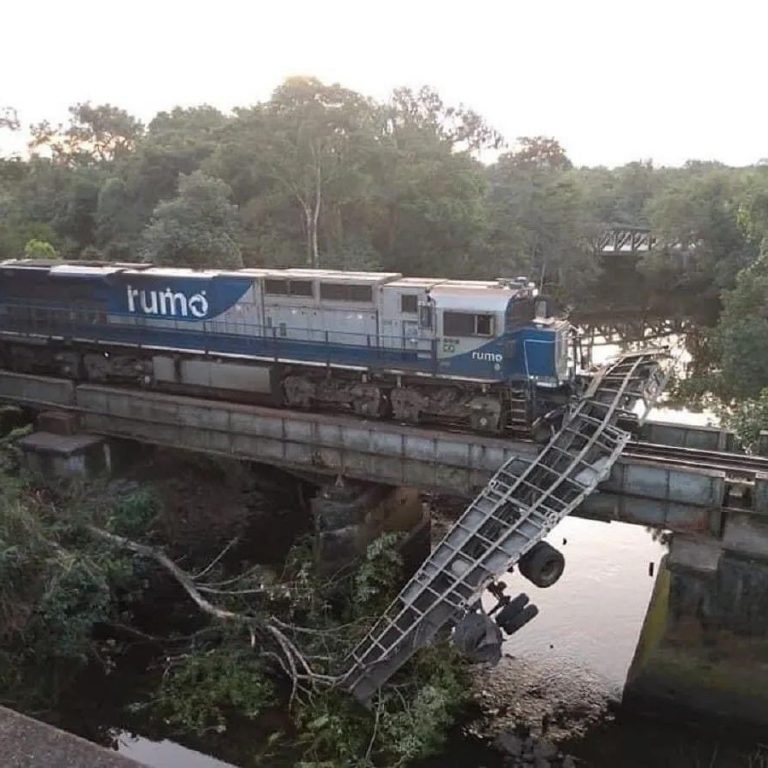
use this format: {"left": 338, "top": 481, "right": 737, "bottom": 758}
{"left": 625, "top": 508, "right": 768, "bottom": 725}
{"left": 311, "top": 479, "right": 430, "bottom": 575}
{"left": 17, "top": 411, "right": 111, "bottom": 479}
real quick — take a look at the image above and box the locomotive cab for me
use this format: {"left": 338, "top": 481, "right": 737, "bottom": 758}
{"left": 504, "top": 289, "right": 570, "bottom": 388}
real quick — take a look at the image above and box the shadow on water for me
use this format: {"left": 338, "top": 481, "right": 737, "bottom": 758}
{"left": 563, "top": 709, "right": 768, "bottom": 768}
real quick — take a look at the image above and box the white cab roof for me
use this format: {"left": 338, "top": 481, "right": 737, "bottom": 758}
{"left": 430, "top": 283, "right": 524, "bottom": 313}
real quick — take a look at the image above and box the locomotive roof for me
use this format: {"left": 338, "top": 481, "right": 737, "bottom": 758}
{"left": 385, "top": 277, "right": 446, "bottom": 289}
{"left": 273, "top": 269, "right": 402, "bottom": 284}
{"left": 0, "top": 261, "right": 533, "bottom": 297}
{"left": 430, "top": 282, "right": 531, "bottom": 313}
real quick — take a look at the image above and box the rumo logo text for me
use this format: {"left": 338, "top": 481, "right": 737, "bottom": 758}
{"left": 472, "top": 351, "right": 503, "bottom": 363}
{"left": 126, "top": 286, "right": 209, "bottom": 318}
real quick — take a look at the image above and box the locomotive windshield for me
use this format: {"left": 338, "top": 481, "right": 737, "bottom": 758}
{"left": 505, "top": 297, "right": 535, "bottom": 331}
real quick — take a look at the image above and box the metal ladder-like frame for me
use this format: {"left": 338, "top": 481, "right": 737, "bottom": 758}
{"left": 342, "top": 349, "right": 669, "bottom": 703}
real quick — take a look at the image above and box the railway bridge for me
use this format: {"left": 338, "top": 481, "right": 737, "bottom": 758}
{"left": 1, "top": 368, "right": 767, "bottom": 724}
{"left": 0, "top": 369, "right": 761, "bottom": 532}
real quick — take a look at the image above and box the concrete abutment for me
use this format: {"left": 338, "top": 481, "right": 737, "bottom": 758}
{"left": 311, "top": 479, "right": 430, "bottom": 574}
{"left": 16, "top": 410, "right": 111, "bottom": 479}
{"left": 625, "top": 521, "right": 768, "bottom": 726}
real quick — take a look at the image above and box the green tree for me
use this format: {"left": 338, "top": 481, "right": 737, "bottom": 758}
{"left": 134, "top": 106, "right": 229, "bottom": 215}
{"left": 642, "top": 167, "right": 755, "bottom": 295}
{"left": 366, "top": 86, "right": 494, "bottom": 277}
{"left": 713, "top": 253, "right": 768, "bottom": 399}
{"left": 23, "top": 238, "right": 58, "bottom": 259}
{"left": 503, "top": 136, "right": 572, "bottom": 171}
{"left": 721, "top": 388, "right": 768, "bottom": 452}
{"left": 486, "top": 140, "right": 599, "bottom": 297}
{"left": 94, "top": 177, "right": 142, "bottom": 259}
{"left": 29, "top": 103, "right": 143, "bottom": 166}
{"left": 386, "top": 85, "right": 502, "bottom": 153}
{"left": 242, "top": 77, "right": 377, "bottom": 268}
{"left": 141, "top": 170, "right": 243, "bottom": 268}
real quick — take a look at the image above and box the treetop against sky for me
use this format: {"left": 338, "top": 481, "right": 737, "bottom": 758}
{"left": 1, "top": 0, "right": 767, "bottom": 168}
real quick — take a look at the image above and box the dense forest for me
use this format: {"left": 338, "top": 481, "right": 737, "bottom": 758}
{"left": 3, "top": 75, "right": 768, "bottom": 426}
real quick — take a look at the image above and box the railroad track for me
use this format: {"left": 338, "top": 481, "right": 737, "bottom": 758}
{"left": 626, "top": 441, "right": 768, "bottom": 475}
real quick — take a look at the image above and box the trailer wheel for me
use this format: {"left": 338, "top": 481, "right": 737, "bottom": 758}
{"left": 518, "top": 542, "right": 565, "bottom": 588}
{"left": 452, "top": 613, "right": 503, "bottom": 664}
{"left": 498, "top": 603, "right": 539, "bottom": 635}
{"left": 531, "top": 418, "right": 553, "bottom": 444}
{"left": 495, "top": 593, "right": 529, "bottom": 631}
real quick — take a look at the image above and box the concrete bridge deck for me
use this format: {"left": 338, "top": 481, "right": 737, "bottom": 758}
{"left": 0, "top": 370, "right": 765, "bottom": 536}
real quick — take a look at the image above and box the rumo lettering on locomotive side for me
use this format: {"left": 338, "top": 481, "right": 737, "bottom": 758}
{"left": 471, "top": 351, "right": 503, "bottom": 363}
{"left": 126, "top": 286, "right": 209, "bottom": 319}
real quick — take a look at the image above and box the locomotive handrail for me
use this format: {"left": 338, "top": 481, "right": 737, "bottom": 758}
{"left": 0, "top": 300, "right": 439, "bottom": 348}
{"left": 0, "top": 300, "right": 535, "bottom": 382}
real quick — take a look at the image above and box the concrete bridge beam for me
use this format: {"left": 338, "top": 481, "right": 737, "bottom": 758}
{"left": 0, "top": 372, "right": 749, "bottom": 533}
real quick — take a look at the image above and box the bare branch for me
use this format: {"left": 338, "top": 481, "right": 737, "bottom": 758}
{"left": 366, "top": 691, "right": 383, "bottom": 760}
{"left": 192, "top": 537, "right": 239, "bottom": 580}
{"left": 86, "top": 525, "right": 342, "bottom": 698}
{"left": 87, "top": 525, "right": 243, "bottom": 621}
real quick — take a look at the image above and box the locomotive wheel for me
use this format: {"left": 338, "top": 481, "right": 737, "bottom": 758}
{"left": 351, "top": 384, "right": 389, "bottom": 418}
{"left": 470, "top": 410, "right": 501, "bottom": 432}
{"left": 518, "top": 542, "right": 565, "bottom": 588}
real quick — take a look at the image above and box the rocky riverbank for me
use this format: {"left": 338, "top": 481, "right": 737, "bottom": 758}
{"left": 495, "top": 727, "right": 576, "bottom": 768}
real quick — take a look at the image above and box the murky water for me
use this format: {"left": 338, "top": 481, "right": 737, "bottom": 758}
{"left": 118, "top": 734, "right": 235, "bottom": 768}
{"left": 469, "top": 516, "right": 668, "bottom": 750}
{"left": 498, "top": 516, "right": 665, "bottom": 692}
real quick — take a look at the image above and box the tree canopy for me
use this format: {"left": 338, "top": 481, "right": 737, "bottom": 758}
{"left": 142, "top": 171, "right": 242, "bottom": 269}
{"left": 0, "top": 76, "right": 765, "bottom": 306}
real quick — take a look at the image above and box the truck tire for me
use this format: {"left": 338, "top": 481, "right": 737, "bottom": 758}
{"left": 453, "top": 612, "right": 503, "bottom": 664}
{"left": 518, "top": 542, "right": 565, "bottom": 588}
{"left": 499, "top": 603, "right": 539, "bottom": 635}
{"left": 495, "top": 593, "right": 529, "bottom": 632}
{"left": 531, "top": 417, "right": 554, "bottom": 445}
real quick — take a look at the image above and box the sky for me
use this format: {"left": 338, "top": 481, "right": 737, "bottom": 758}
{"left": 1, "top": 0, "right": 767, "bottom": 167}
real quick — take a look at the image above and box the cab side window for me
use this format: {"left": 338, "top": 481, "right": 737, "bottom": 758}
{"left": 443, "top": 312, "right": 494, "bottom": 337}
{"left": 400, "top": 294, "right": 418, "bottom": 313}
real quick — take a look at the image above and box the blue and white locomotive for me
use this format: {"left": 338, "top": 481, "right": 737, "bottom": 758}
{"left": 0, "top": 261, "right": 573, "bottom": 432}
